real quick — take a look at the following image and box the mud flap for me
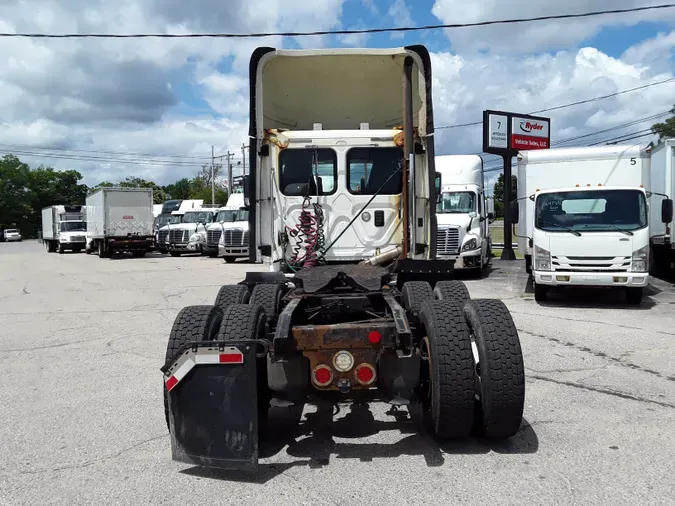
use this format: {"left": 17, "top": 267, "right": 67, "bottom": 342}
{"left": 161, "top": 340, "right": 265, "bottom": 472}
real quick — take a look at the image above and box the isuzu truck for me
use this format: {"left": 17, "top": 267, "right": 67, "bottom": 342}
{"left": 513, "top": 144, "right": 671, "bottom": 304}
{"left": 435, "top": 155, "right": 494, "bottom": 275}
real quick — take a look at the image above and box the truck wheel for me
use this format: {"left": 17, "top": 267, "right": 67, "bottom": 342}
{"left": 97, "top": 241, "right": 107, "bottom": 258}
{"left": 58, "top": 244, "right": 65, "bottom": 254}
{"left": 418, "top": 300, "right": 475, "bottom": 440}
{"left": 402, "top": 281, "right": 434, "bottom": 324}
{"left": 224, "top": 257, "right": 236, "bottom": 263}
{"left": 533, "top": 283, "right": 548, "bottom": 302}
{"left": 463, "top": 299, "right": 525, "bottom": 439}
{"left": 625, "top": 287, "right": 643, "bottom": 305}
{"left": 163, "top": 305, "right": 224, "bottom": 431}
{"left": 217, "top": 303, "right": 270, "bottom": 426}
{"left": 433, "top": 280, "right": 471, "bottom": 303}
{"left": 250, "top": 283, "right": 284, "bottom": 326}
{"left": 214, "top": 284, "right": 250, "bottom": 309}
{"left": 208, "top": 251, "right": 218, "bottom": 258}
{"left": 45, "top": 241, "right": 51, "bottom": 253}
{"left": 525, "top": 255, "right": 532, "bottom": 275}
{"left": 169, "top": 252, "right": 181, "bottom": 257}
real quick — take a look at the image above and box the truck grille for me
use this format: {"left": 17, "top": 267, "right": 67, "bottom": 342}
{"left": 71, "top": 235, "right": 86, "bottom": 242}
{"left": 552, "top": 255, "right": 631, "bottom": 273}
{"left": 207, "top": 229, "right": 222, "bottom": 246}
{"left": 437, "top": 227, "right": 460, "bottom": 255}
{"left": 158, "top": 230, "right": 169, "bottom": 243}
{"left": 223, "top": 229, "right": 248, "bottom": 247}
{"left": 169, "top": 229, "right": 189, "bottom": 245}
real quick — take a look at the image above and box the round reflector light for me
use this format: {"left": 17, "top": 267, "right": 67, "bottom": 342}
{"left": 355, "top": 363, "right": 376, "bottom": 385}
{"left": 333, "top": 351, "right": 355, "bottom": 372}
{"left": 313, "top": 365, "right": 333, "bottom": 386}
{"left": 368, "top": 330, "right": 381, "bottom": 344}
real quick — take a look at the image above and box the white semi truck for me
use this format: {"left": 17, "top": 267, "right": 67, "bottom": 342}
{"left": 648, "top": 138, "right": 675, "bottom": 275}
{"left": 85, "top": 187, "right": 155, "bottom": 258}
{"left": 156, "top": 199, "right": 204, "bottom": 254}
{"left": 435, "top": 155, "right": 494, "bottom": 275}
{"left": 513, "top": 144, "right": 671, "bottom": 304}
{"left": 203, "top": 193, "right": 249, "bottom": 261}
{"left": 166, "top": 208, "right": 217, "bottom": 256}
{"left": 41, "top": 205, "right": 87, "bottom": 253}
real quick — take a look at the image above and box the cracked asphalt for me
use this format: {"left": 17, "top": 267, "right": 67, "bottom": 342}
{"left": 1, "top": 240, "right": 674, "bottom": 505}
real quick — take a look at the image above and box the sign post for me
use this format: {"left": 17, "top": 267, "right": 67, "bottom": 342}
{"left": 483, "top": 110, "right": 550, "bottom": 261}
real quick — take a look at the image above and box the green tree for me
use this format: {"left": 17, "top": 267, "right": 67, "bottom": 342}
{"left": 163, "top": 177, "right": 192, "bottom": 200}
{"left": 651, "top": 105, "right": 675, "bottom": 142}
{"left": 188, "top": 176, "right": 228, "bottom": 205}
{"left": 493, "top": 173, "right": 518, "bottom": 219}
{"left": 0, "top": 155, "right": 32, "bottom": 231}
{"left": 118, "top": 176, "right": 167, "bottom": 204}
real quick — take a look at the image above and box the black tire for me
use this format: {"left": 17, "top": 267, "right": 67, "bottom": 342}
{"left": 626, "top": 287, "right": 643, "bottom": 305}
{"left": 463, "top": 299, "right": 525, "bottom": 439}
{"left": 169, "top": 252, "right": 181, "bottom": 257}
{"left": 73, "top": 247, "right": 82, "bottom": 253}
{"left": 224, "top": 257, "right": 236, "bottom": 263}
{"left": 214, "top": 284, "right": 250, "bottom": 309}
{"left": 217, "top": 304, "right": 270, "bottom": 425}
{"left": 250, "top": 283, "right": 284, "bottom": 325}
{"left": 534, "top": 283, "right": 548, "bottom": 302}
{"left": 163, "top": 305, "right": 224, "bottom": 431}
{"left": 58, "top": 243, "right": 65, "bottom": 254}
{"left": 418, "top": 300, "right": 475, "bottom": 440}
{"left": 97, "top": 241, "right": 107, "bottom": 258}
{"left": 402, "top": 281, "right": 434, "bottom": 323}
{"left": 433, "top": 280, "right": 471, "bottom": 303}
{"left": 525, "top": 255, "right": 532, "bottom": 275}
{"left": 208, "top": 251, "right": 218, "bottom": 258}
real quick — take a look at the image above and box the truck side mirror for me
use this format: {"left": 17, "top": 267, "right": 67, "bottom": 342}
{"left": 242, "top": 175, "right": 250, "bottom": 208}
{"left": 434, "top": 172, "right": 441, "bottom": 204}
{"left": 509, "top": 201, "right": 519, "bottom": 224}
{"left": 662, "top": 199, "right": 674, "bottom": 223}
{"left": 486, "top": 197, "right": 495, "bottom": 220}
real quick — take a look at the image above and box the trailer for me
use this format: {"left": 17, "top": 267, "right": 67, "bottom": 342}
{"left": 85, "top": 187, "right": 154, "bottom": 258}
{"left": 648, "top": 138, "right": 675, "bottom": 275}
{"left": 161, "top": 45, "right": 526, "bottom": 472}
{"left": 41, "top": 205, "right": 87, "bottom": 253}
{"left": 513, "top": 144, "right": 672, "bottom": 304}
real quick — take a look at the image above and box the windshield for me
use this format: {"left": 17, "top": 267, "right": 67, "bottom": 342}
{"left": 182, "top": 211, "right": 214, "bottom": 224}
{"left": 155, "top": 215, "right": 175, "bottom": 227}
{"left": 535, "top": 189, "right": 647, "bottom": 233}
{"left": 216, "top": 210, "right": 237, "bottom": 222}
{"left": 5, "top": 229, "right": 18, "bottom": 234}
{"left": 60, "top": 222, "right": 86, "bottom": 232}
{"left": 437, "top": 191, "right": 476, "bottom": 214}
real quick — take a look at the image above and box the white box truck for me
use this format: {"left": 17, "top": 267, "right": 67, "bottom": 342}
{"left": 85, "top": 187, "right": 154, "bottom": 258}
{"left": 435, "top": 155, "right": 494, "bottom": 275}
{"left": 512, "top": 144, "right": 670, "bottom": 304}
{"left": 648, "top": 138, "right": 675, "bottom": 274}
{"left": 41, "top": 205, "right": 87, "bottom": 254}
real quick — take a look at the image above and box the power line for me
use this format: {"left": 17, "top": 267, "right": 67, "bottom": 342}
{"left": 0, "top": 143, "right": 212, "bottom": 161}
{"left": 437, "top": 77, "right": 675, "bottom": 130}
{"left": 1, "top": 4, "right": 674, "bottom": 38}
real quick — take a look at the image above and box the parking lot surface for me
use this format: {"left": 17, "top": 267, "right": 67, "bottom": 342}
{"left": 1, "top": 240, "right": 674, "bottom": 505}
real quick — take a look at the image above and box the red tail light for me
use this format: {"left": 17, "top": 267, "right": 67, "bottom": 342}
{"left": 368, "top": 330, "right": 381, "bottom": 344}
{"left": 312, "top": 365, "right": 333, "bottom": 387}
{"left": 355, "top": 363, "right": 376, "bottom": 386}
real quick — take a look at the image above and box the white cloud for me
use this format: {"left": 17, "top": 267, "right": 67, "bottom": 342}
{"left": 388, "top": 0, "right": 415, "bottom": 40}
{"left": 431, "top": 0, "right": 675, "bottom": 53}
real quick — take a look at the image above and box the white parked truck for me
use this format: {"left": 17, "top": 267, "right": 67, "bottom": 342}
{"left": 155, "top": 199, "right": 204, "bottom": 254}
{"left": 513, "top": 144, "right": 670, "bottom": 304}
{"left": 166, "top": 208, "right": 217, "bottom": 256}
{"left": 161, "top": 45, "right": 526, "bottom": 473}
{"left": 435, "top": 155, "right": 494, "bottom": 274}
{"left": 648, "top": 138, "right": 675, "bottom": 274}
{"left": 217, "top": 208, "right": 249, "bottom": 262}
{"left": 41, "top": 205, "right": 87, "bottom": 253}
{"left": 85, "top": 187, "right": 154, "bottom": 258}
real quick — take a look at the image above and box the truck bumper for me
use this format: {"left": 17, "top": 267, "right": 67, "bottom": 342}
{"left": 534, "top": 271, "right": 649, "bottom": 288}
{"left": 60, "top": 241, "right": 86, "bottom": 250}
{"left": 186, "top": 241, "right": 204, "bottom": 252}
{"left": 168, "top": 243, "right": 189, "bottom": 252}
{"left": 219, "top": 245, "right": 249, "bottom": 257}
{"left": 109, "top": 238, "right": 152, "bottom": 251}
{"left": 437, "top": 250, "right": 482, "bottom": 269}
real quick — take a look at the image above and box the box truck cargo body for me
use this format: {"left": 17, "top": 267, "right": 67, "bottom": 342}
{"left": 513, "top": 144, "right": 665, "bottom": 304}
{"left": 648, "top": 138, "right": 675, "bottom": 273}
{"left": 86, "top": 187, "right": 154, "bottom": 258}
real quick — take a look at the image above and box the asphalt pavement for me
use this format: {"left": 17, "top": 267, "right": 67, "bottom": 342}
{"left": 0, "top": 240, "right": 674, "bottom": 505}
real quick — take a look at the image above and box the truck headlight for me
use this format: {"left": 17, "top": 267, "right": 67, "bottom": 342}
{"left": 534, "top": 245, "right": 551, "bottom": 271}
{"left": 189, "top": 233, "right": 200, "bottom": 243}
{"left": 631, "top": 245, "right": 649, "bottom": 273}
{"left": 61, "top": 236, "right": 69, "bottom": 242}
{"left": 462, "top": 237, "right": 478, "bottom": 252}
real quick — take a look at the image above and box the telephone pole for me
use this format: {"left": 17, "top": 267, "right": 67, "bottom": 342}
{"left": 241, "top": 144, "right": 247, "bottom": 178}
{"left": 211, "top": 145, "right": 216, "bottom": 205}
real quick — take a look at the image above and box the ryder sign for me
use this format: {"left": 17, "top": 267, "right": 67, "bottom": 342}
{"left": 482, "top": 110, "right": 551, "bottom": 156}
{"left": 511, "top": 116, "right": 550, "bottom": 149}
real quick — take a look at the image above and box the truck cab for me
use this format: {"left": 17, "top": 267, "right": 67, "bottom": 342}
{"left": 57, "top": 219, "right": 87, "bottom": 252}
{"left": 217, "top": 207, "right": 249, "bottom": 263}
{"left": 514, "top": 145, "right": 672, "bottom": 304}
{"left": 167, "top": 208, "right": 216, "bottom": 256}
{"left": 435, "top": 155, "right": 493, "bottom": 274}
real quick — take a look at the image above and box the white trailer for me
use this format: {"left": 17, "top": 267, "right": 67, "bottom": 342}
{"left": 41, "top": 205, "right": 87, "bottom": 254}
{"left": 85, "top": 187, "right": 154, "bottom": 258}
{"left": 648, "top": 138, "right": 675, "bottom": 274}
{"left": 513, "top": 144, "right": 669, "bottom": 304}
{"left": 435, "top": 155, "right": 494, "bottom": 275}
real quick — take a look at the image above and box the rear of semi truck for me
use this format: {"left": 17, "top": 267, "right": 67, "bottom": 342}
{"left": 514, "top": 144, "right": 669, "bottom": 304}
{"left": 648, "top": 138, "right": 675, "bottom": 274}
{"left": 86, "top": 187, "right": 154, "bottom": 258}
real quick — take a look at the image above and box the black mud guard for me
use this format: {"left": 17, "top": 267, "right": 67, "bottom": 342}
{"left": 238, "top": 271, "right": 290, "bottom": 291}
{"left": 393, "top": 258, "right": 456, "bottom": 290}
{"left": 161, "top": 340, "right": 267, "bottom": 472}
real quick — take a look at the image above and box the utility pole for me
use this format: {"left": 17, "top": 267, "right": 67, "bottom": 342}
{"left": 227, "top": 151, "right": 234, "bottom": 194}
{"left": 241, "top": 144, "right": 247, "bottom": 178}
{"left": 211, "top": 145, "right": 216, "bottom": 205}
